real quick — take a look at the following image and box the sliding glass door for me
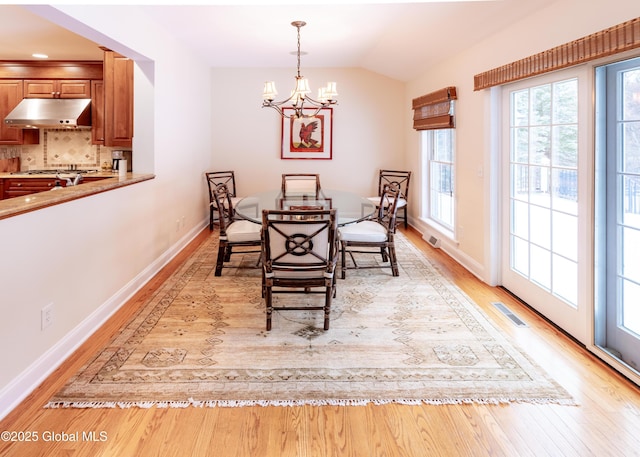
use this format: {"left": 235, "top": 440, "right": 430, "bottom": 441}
{"left": 594, "top": 57, "right": 640, "bottom": 372}
{"left": 501, "top": 69, "right": 589, "bottom": 342}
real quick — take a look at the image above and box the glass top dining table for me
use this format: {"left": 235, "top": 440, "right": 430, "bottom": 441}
{"left": 234, "top": 189, "right": 377, "bottom": 226}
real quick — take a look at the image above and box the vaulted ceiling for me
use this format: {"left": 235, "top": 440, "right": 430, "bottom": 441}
{"left": 0, "top": 1, "right": 557, "bottom": 82}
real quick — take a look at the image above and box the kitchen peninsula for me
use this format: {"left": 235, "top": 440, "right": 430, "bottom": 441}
{"left": 0, "top": 171, "right": 154, "bottom": 220}
{"left": 0, "top": 50, "right": 144, "bottom": 220}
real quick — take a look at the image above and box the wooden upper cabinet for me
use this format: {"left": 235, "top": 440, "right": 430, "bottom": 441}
{"left": 103, "top": 51, "right": 133, "bottom": 148}
{"left": 91, "top": 80, "right": 105, "bottom": 145}
{"left": 0, "top": 62, "right": 102, "bottom": 146}
{"left": 0, "top": 80, "right": 23, "bottom": 144}
{"left": 0, "top": 80, "right": 39, "bottom": 145}
{"left": 24, "top": 80, "right": 91, "bottom": 99}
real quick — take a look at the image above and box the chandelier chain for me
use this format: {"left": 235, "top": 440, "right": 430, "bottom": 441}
{"left": 296, "top": 24, "right": 302, "bottom": 78}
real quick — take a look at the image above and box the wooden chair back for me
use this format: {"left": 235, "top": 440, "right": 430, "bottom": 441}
{"left": 211, "top": 183, "right": 235, "bottom": 234}
{"left": 262, "top": 208, "right": 338, "bottom": 277}
{"left": 377, "top": 170, "right": 411, "bottom": 200}
{"left": 375, "top": 184, "right": 401, "bottom": 233}
{"left": 206, "top": 171, "right": 237, "bottom": 200}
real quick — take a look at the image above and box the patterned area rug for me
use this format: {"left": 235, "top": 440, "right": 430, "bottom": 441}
{"left": 46, "top": 232, "right": 575, "bottom": 408}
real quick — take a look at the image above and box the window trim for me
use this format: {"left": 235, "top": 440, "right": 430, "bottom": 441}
{"left": 420, "top": 128, "right": 456, "bottom": 238}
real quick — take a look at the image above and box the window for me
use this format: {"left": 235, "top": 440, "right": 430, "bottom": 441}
{"left": 421, "top": 129, "right": 455, "bottom": 232}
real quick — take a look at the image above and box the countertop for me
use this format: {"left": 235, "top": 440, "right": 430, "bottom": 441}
{"left": 0, "top": 170, "right": 118, "bottom": 179}
{"left": 0, "top": 172, "right": 155, "bottom": 220}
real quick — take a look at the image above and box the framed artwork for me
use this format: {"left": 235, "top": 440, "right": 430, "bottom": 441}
{"left": 281, "top": 107, "right": 333, "bottom": 160}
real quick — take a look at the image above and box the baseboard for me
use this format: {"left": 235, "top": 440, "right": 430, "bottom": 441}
{"left": 437, "top": 241, "right": 486, "bottom": 283}
{"left": 411, "top": 218, "right": 488, "bottom": 283}
{"left": 0, "top": 221, "right": 207, "bottom": 421}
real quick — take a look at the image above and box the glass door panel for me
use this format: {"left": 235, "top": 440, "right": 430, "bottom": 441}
{"left": 595, "top": 57, "right": 640, "bottom": 372}
{"left": 502, "top": 72, "right": 587, "bottom": 342}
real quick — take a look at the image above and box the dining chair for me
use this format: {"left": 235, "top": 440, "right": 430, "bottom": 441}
{"left": 281, "top": 173, "right": 322, "bottom": 198}
{"left": 366, "top": 170, "right": 411, "bottom": 229}
{"left": 206, "top": 170, "right": 243, "bottom": 230}
{"left": 212, "top": 183, "right": 262, "bottom": 276}
{"left": 261, "top": 208, "right": 338, "bottom": 331}
{"left": 340, "top": 184, "right": 401, "bottom": 279}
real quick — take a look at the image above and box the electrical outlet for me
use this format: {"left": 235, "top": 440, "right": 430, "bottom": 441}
{"left": 41, "top": 303, "right": 54, "bottom": 330}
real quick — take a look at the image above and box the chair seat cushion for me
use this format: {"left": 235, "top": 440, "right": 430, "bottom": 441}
{"left": 367, "top": 196, "right": 407, "bottom": 208}
{"left": 339, "top": 220, "right": 388, "bottom": 242}
{"left": 226, "top": 220, "right": 261, "bottom": 242}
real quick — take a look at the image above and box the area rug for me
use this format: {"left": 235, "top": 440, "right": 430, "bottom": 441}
{"left": 46, "top": 231, "right": 575, "bottom": 409}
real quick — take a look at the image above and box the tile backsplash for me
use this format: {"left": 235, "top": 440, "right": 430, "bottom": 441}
{"left": 2, "top": 129, "right": 118, "bottom": 170}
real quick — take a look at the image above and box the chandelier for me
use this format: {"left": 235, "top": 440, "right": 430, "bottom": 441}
{"left": 262, "top": 21, "right": 338, "bottom": 119}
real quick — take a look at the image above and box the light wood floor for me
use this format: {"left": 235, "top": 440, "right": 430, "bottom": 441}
{"left": 1, "top": 227, "right": 639, "bottom": 457}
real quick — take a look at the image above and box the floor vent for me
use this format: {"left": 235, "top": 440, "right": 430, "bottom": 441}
{"left": 492, "top": 302, "right": 528, "bottom": 327}
{"left": 427, "top": 235, "right": 441, "bottom": 248}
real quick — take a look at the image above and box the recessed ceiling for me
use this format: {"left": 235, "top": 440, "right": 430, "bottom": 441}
{"left": 1, "top": 1, "right": 557, "bottom": 81}
{"left": 0, "top": 5, "right": 104, "bottom": 61}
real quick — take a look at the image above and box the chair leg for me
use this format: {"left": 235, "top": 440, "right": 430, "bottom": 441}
{"left": 341, "top": 242, "right": 347, "bottom": 279}
{"left": 215, "top": 244, "right": 226, "bottom": 276}
{"left": 389, "top": 243, "right": 399, "bottom": 276}
{"left": 380, "top": 247, "right": 388, "bottom": 262}
{"left": 324, "top": 283, "right": 332, "bottom": 330}
{"left": 265, "top": 285, "right": 273, "bottom": 331}
{"left": 403, "top": 206, "right": 408, "bottom": 229}
{"left": 209, "top": 207, "right": 214, "bottom": 231}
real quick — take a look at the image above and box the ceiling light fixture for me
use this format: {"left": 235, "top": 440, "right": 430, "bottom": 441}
{"left": 262, "top": 21, "right": 338, "bottom": 119}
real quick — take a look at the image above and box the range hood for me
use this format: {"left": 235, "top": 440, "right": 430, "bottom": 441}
{"left": 4, "top": 98, "right": 91, "bottom": 129}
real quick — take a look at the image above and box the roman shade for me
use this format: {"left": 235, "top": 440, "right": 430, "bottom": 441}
{"left": 412, "top": 86, "right": 457, "bottom": 131}
{"left": 474, "top": 17, "right": 640, "bottom": 91}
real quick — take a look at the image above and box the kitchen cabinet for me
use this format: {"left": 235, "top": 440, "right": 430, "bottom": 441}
{"left": 1, "top": 59, "right": 133, "bottom": 148}
{"left": 24, "top": 79, "right": 91, "bottom": 99}
{"left": 2, "top": 177, "right": 61, "bottom": 198}
{"left": 1, "top": 176, "right": 107, "bottom": 200}
{"left": 103, "top": 51, "right": 133, "bottom": 148}
{"left": 0, "top": 80, "right": 39, "bottom": 145}
{"left": 91, "top": 80, "right": 104, "bottom": 144}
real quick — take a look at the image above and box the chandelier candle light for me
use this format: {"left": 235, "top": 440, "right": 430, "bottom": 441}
{"left": 262, "top": 21, "right": 338, "bottom": 119}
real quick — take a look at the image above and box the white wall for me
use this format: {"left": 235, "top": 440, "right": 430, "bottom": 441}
{"left": 0, "top": 5, "right": 212, "bottom": 418}
{"left": 404, "top": 0, "right": 640, "bottom": 283}
{"left": 211, "top": 67, "right": 405, "bottom": 196}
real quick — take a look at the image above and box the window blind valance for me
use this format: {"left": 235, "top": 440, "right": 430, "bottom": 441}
{"left": 474, "top": 17, "right": 640, "bottom": 91}
{"left": 412, "top": 86, "right": 457, "bottom": 130}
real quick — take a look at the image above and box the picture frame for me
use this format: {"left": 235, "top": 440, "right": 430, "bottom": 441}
{"left": 281, "top": 107, "right": 333, "bottom": 160}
